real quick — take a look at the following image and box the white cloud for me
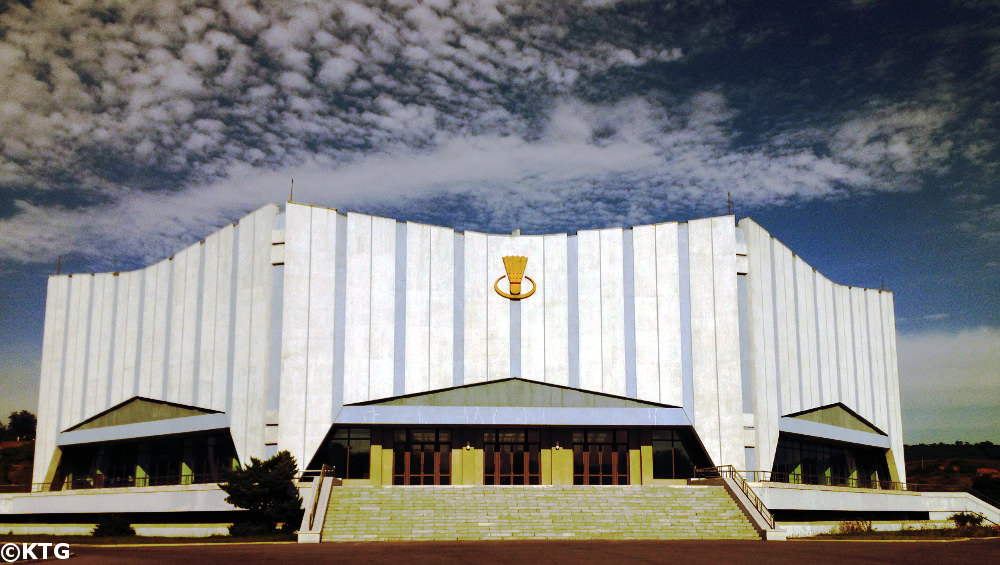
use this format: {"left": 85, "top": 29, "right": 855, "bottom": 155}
{"left": 897, "top": 327, "right": 1000, "bottom": 443}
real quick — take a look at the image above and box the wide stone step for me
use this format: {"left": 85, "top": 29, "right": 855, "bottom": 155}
{"left": 320, "top": 485, "right": 761, "bottom": 541}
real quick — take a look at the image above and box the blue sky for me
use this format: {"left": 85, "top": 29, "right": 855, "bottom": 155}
{"left": 0, "top": 0, "right": 997, "bottom": 444}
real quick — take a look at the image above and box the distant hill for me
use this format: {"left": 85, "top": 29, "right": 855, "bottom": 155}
{"left": 905, "top": 442, "right": 1000, "bottom": 505}
{"left": 0, "top": 440, "right": 34, "bottom": 487}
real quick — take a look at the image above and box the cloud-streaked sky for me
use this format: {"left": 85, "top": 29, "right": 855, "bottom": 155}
{"left": 1, "top": 0, "right": 998, "bottom": 444}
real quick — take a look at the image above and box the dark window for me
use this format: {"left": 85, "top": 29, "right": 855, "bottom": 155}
{"left": 312, "top": 428, "right": 371, "bottom": 479}
{"left": 771, "top": 433, "right": 891, "bottom": 488}
{"left": 393, "top": 428, "right": 451, "bottom": 485}
{"left": 651, "top": 429, "right": 699, "bottom": 479}
{"left": 483, "top": 429, "right": 541, "bottom": 485}
{"left": 572, "top": 429, "right": 630, "bottom": 485}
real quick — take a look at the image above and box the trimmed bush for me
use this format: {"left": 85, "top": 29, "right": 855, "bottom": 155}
{"left": 950, "top": 512, "right": 984, "bottom": 528}
{"left": 92, "top": 514, "right": 136, "bottom": 537}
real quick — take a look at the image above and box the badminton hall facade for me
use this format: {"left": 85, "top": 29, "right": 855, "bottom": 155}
{"left": 16, "top": 202, "right": 950, "bottom": 539}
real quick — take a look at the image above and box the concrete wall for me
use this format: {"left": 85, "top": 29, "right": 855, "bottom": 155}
{"left": 740, "top": 218, "right": 904, "bottom": 481}
{"left": 33, "top": 205, "right": 279, "bottom": 483}
{"left": 32, "top": 203, "right": 901, "bottom": 486}
{"left": 278, "top": 205, "right": 746, "bottom": 469}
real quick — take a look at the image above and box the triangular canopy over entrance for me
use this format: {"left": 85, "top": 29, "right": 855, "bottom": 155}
{"left": 351, "top": 377, "right": 676, "bottom": 409}
{"left": 785, "top": 403, "right": 886, "bottom": 436}
{"left": 64, "top": 397, "right": 222, "bottom": 432}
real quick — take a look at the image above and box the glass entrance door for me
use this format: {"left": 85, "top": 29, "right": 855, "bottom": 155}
{"left": 483, "top": 429, "right": 541, "bottom": 485}
{"left": 573, "top": 429, "right": 630, "bottom": 485}
{"left": 392, "top": 428, "right": 452, "bottom": 485}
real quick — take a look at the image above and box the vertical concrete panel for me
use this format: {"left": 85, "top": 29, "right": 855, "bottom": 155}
{"left": 742, "top": 222, "right": 775, "bottom": 471}
{"left": 33, "top": 276, "right": 67, "bottom": 484}
{"left": 687, "top": 219, "right": 721, "bottom": 463}
{"left": 712, "top": 217, "right": 743, "bottom": 467}
{"left": 655, "top": 223, "right": 683, "bottom": 408}
{"left": 542, "top": 234, "right": 569, "bottom": 385}
{"left": 759, "top": 230, "right": 781, "bottom": 469}
{"left": 771, "top": 244, "right": 790, "bottom": 414}
{"left": 211, "top": 225, "right": 235, "bottom": 411}
{"left": 463, "top": 232, "right": 488, "bottom": 385}
{"left": 123, "top": 271, "right": 142, "bottom": 402}
{"left": 882, "top": 292, "right": 905, "bottom": 481}
{"left": 599, "top": 229, "right": 626, "bottom": 396}
{"left": 343, "top": 213, "right": 372, "bottom": 404}
{"left": 167, "top": 250, "right": 187, "bottom": 403}
{"left": 369, "top": 216, "right": 397, "bottom": 400}
{"left": 305, "top": 208, "right": 338, "bottom": 464}
{"left": 198, "top": 233, "right": 220, "bottom": 407}
{"left": 485, "top": 235, "right": 511, "bottom": 381}
{"left": 180, "top": 243, "right": 202, "bottom": 405}
{"left": 110, "top": 272, "right": 130, "bottom": 406}
{"left": 851, "top": 288, "right": 871, "bottom": 421}
{"left": 576, "top": 230, "right": 602, "bottom": 393}
{"left": 867, "top": 290, "right": 888, "bottom": 431}
{"left": 815, "top": 276, "right": 834, "bottom": 405}
{"left": 797, "top": 259, "right": 819, "bottom": 409}
{"left": 631, "top": 225, "right": 659, "bottom": 402}
{"left": 96, "top": 273, "right": 116, "bottom": 412}
{"left": 67, "top": 275, "right": 93, "bottom": 426}
{"left": 230, "top": 216, "right": 255, "bottom": 461}
{"left": 83, "top": 274, "right": 106, "bottom": 419}
{"left": 245, "top": 206, "right": 276, "bottom": 461}
{"left": 405, "top": 223, "right": 431, "bottom": 392}
{"left": 279, "top": 204, "right": 311, "bottom": 467}
{"left": 835, "top": 284, "right": 856, "bottom": 410}
{"left": 151, "top": 259, "right": 172, "bottom": 399}
{"left": 137, "top": 266, "right": 155, "bottom": 398}
{"left": 428, "top": 224, "right": 455, "bottom": 390}
{"left": 515, "top": 235, "right": 544, "bottom": 381}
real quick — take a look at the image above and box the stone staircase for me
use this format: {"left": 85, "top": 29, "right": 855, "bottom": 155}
{"left": 320, "top": 485, "right": 762, "bottom": 541}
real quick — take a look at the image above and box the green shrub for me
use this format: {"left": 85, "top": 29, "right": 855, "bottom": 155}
{"left": 221, "top": 451, "right": 304, "bottom": 536}
{"left": 92, "top": 515, "right": 136, "bottom": 537}
{"left": 835, "top": 520, "right": 873, "bottom": 535}
{"left": 950, "top": 512, "right": 984, "bottom": 528}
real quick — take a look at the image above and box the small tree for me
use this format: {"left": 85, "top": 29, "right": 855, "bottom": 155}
{"left": 220, "top": 451, "right": 304, "bottom": 536}
{"left": 6, "top": 411, "right": 36, "bottom": 441}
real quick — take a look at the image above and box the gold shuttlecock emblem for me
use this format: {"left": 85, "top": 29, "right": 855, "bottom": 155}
{"left": 495, "top": 256, "right": 536, "bottom": 300}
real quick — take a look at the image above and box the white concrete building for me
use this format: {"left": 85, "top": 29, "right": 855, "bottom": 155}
{"left": 13, "top": 201, "right": 975, "bottom": 537}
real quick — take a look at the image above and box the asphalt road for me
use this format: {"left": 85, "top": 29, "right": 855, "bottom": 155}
{"left": 52, "top": 539, "right": 1000, "bottom": 565}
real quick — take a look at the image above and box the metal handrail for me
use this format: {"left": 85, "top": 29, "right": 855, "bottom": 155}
{"left": 307, "top": 464, "right": 334, "bottom": 531}
{"left": 0, "top": 473, "right": 224, "bottom": 493}
{"left": 696, "top": 465, "right": 775, "bottom": 530}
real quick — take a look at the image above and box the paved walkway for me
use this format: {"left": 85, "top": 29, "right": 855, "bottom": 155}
{"left": 61, "top": 539, "right": 1000, "bottom": 565}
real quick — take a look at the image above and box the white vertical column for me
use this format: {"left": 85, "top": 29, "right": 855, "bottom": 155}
{"left": 110, "top": 272, "right": 130, "bottom": 406}
{"left": 343, "top": 213, "right": 373, "bottom": 403}
{"left": 743, "top": 221, "right": 776, "bottom": 470}
{"left": 278, "top": 204, "right": 311, "bottom": 470}
{"left": 797, "top": 259, "right": 819, "bottom": 409}
{"left": 122, "top": 271, "right": 142, "bottom": 403}
{"left": 33, "top": 276, "right": 68, "bottom": 484}
{"left": 688, "top": 219, "right": 721, "bottom": 463}
{"left": 368, "top": 216, "right": 397, "bottom": 400}
{"left": 463, "top": 232, "right": 488, "bottom": 385}
{"left": 576, "top": 230, "right": 602, "bottom": 393}
{"left": 632, "top": 225, "right": 659, "bottom": 402}
{"left": 149, "top": 259, "right": 171, "bottom": 399}
{"left": 230, "top": 216, "right": 255, "bottom": 460}
{"left": 882, "top": 291, "right": 905, "bottom": 481}
{"left": 95, "top": 273, "right": 116, "bottom": 413}
{"left": 599, "top": 229, "right": 626, "bottom": 396}
{"left": 516, "top": 235, "right": 544, "bottom": 381}
{"left": 867, "top": 290, "right": 888, "bottom": 431}
{"left": 656, "top": 222, "right": 683, "bottom": 407}
{"left": 405, "top": 223, "right": 431, "bottom": 392}
{"left": 851, "top": 288, "right": 871, "bottom": 421}
{"left": 485, "top": 234, "right": 511, "bottom": 380}
{"left": 428, "top": 224, "right": 454, "bottom": 389}
{"left": 198, "top": 233, "right": 220, "bottom": 407}
{"left": 167, "top": 250, "right": 187, "bottom": 403}
{"left": 542, "top": 234, "right": 569, "bottom": 385}
{"left": 835, "top": 284, "right": 856, "bottom": 410}
{"left": 245, "top": 206, "right": 275, "bottom": 461}
{"left": 815, "top": 276, "right": 835, "bottom": 405}
{"left": 84, "top": 274, "right": 106, "bottom": 418}
{"left": 67, "top": 274, "right": 92, "bottom": 426}
{"left": 772, "top": 245, "right": 790, "bottom": 413}
{"left": 179, "top": 243, "right": 202, "bottom": 405}
{"left": 211, "top": 224, "right": 235, "bottom": 411}
{"left": 712, "top": 217, "right": 743, "bottom": 467}
{"left": 305, "top": 208, "right": 338, "bottom": 464}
